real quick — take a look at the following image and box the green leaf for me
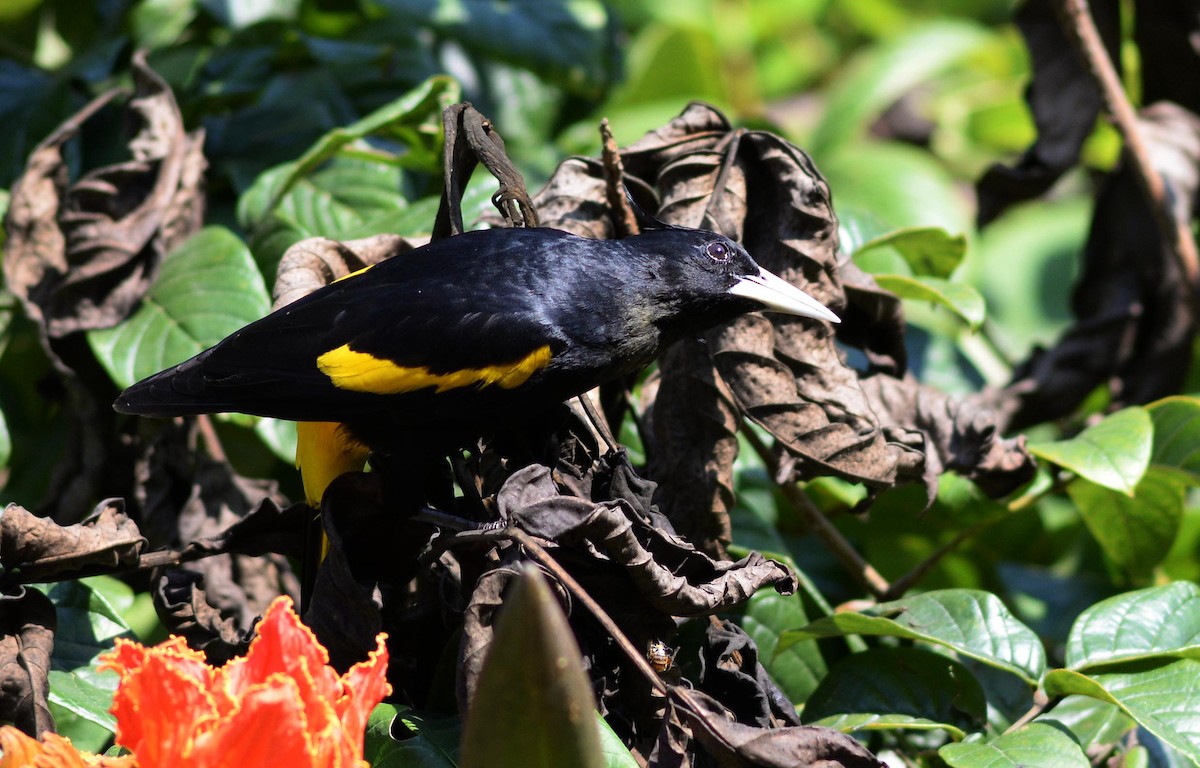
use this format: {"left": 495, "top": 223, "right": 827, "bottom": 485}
{"left": 1065, "top": 583, "right": 1200, "bottom": 669}
{"left": 1045, "top": 695, "right": 1136, "bottom": 751}
{"left": 42, "top": 577, "right": 135, "bottom": 670}
{"left": 742, "top": 590, "right": 827, "bottom": 704}
{"left": 87, "top": 226, "right": 270, "bottom": 389}
{"left": 459, "top": 567, "right": 604, "bottom": 768}
{"left": 365, "top": 704, "right": 460, "bottom": 767}
{"left": 854, "top": 226, "right": 967, "bottom": 278}
{"left": 1067, "top": 469, "right": 1186, "bottom": 581}
{"left": 803, "top": 646, "right": 987, "bottom": 739}
{"left": 597, "top": 716, "right": 640, "bottom": 768}
{"left": 810, "top": 20, "right": 993, "bottom": 156}
{"left": 1028, "top": 407, "right": 1153, "bottom": 495}
{"left": 781, "top": 589, "right": 1045, "bottom": 685}
{"left": 872, "top": 274, "right": 985, "bottom": 329}
{"left": 821, "top": 141, "right": 972, "bottom": 235}
{"left": 940, "top": 722, "right": 1090, "bottom": 767}
{"left": 1148, "top": 396, "right": 1200, "bottom": 483}
{"left": 48, "top": 668, "right": 119, "bottom": 735}
{"left": 377, "top": 0, "right": 616, "bottom": 97}
{"left": 238, "top": 75, "right": 457, "bottom": 229}
{"left": 1045, "top": 661, "right": 1200, "bottom": 765}
{"left": 38, "top": 577, "right": 137, "bottom": 741}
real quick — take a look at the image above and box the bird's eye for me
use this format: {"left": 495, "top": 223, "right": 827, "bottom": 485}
{"left": 706, "top": 241, "right": 730, "bottom": 261}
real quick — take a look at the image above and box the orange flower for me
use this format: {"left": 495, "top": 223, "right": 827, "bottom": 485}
{"left": 0, "top": 728, "right": 134, "bottom": 767}
{"left": 0, "top": 597, "right": 389, "bottom": 768}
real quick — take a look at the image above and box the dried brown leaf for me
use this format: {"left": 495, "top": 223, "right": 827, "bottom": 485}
{"left": 3, "top": 51, "right": 206, "bottom": 337}
{"left": 658, "top": 687, "right": 884, "bottom": 768}
{"left": 0, "top": 588, "right": 56, "bottom": 737}
{"left": 647, "top": 337, "right": 740, "bottom": 556}
{"left": 497, "top": 464, "right": 796, "bottom": 617}
{"left": 0, "top": 500, "right": 144, "bottom": 583}
{"left": 153, "top": 570, "right": 251, "bottom": 666}
{"left": 699, "top": 619, "right": 801, "bottom": 728}
{"left": 858, "top": 374, "right": 1035, "bottom": 498}
{"left": 975, "top": 0, "right": 1119, "bottom": 224}
{"left": 621, "top": 101, "right": 731, "bottom": 180}
{"left": 272, "top": 234, "right": 424, "bottom": 310}
{"left": 994, "top": 102, "right": 1200, "bottom": 428}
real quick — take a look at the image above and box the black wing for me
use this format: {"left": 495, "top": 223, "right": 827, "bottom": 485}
{"left": 115, "top": 229, "right": 579, "bottom": 422}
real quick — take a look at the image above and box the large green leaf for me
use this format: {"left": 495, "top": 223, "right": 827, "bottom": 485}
{"left": 1045, "top": 662, "right": 1200, "bottom": 765}
{"left": 87, "top": 226, "right": 270, "bottom": 388}
{"left": 459, "top": 568, "right": 604, "bottom": 768}
{"left": 1028, "top": 407, "right": 1153, "bottom": 495}
{"left": 872, "top": 274, "right": 985, "bottom": 329}
{"left": 940, "top": 722, "right": 1090, "bottom": 768}
{"left": 810, "top": 20, "right": 993, "bottom": 156}
{"left": 1148, "top": 396, "right": 1200, "bottom": 483}
{"left": 1067, "top": 469, "right": 1186, "bottom": 581}
{"left": 803, "top": 646, "right": 987, "bottom": 739}
{"left": 781, "top": 589, "right": 1045, "bottom": 685}
{"left": 1065, "top": 583, "right": 1200, "bottom": 669}
{"left": 47, "top": 668, "right": 119, "bottom": 735}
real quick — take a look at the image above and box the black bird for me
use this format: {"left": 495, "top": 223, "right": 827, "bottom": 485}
{"left": 115, "top": 225, "right": 838, "bottom": 504}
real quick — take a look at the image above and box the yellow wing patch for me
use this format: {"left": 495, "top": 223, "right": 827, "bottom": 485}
{"left": 316, "top": 343, "right": 553, "bottom": 395}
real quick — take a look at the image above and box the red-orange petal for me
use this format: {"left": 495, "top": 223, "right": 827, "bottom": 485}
{"left": 222, "top": 597, "right": 340, "bottom": 703}
{"left": 334, "top": 634, "right": 391, "bottom": 752}
{"left": 0, "top": 728, "right": 136, "bottom": 768}
{"left": 107, "top": 651, "right": 220, "bottom": 768}
{"left": 194, "top": 676, "right": 317, "bottom": 768}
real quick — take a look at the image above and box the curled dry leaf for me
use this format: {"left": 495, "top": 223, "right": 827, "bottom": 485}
{"left": 153, "top": 569, "right": 251, "bottom": 667}
{"left": 3, "top": 51, "right": 205, "bottom": 337}
{"left": 497, "top": 462, "right": 797, "bottom": 617}
{"left": 0, "top": 587, "right": 56, "bottom": 737}
{"left": 646, "top": 337, "right": 740, "bottom": 556}
{"left": 0, "top": 500, "right": 144, "bottom": 584}
{"left": 994, "top": 102, "right": 1200, "bottom": 429}
{"left": 975, "top": 0, "right": 1119, "bottom": 224}
{"left": 655, "top": 687, "right": 884, "bottom": 768}
{"left": 859, "top": 374, "right": 1035, "bottom": 498}
{"left": 272, "top": 234, "right": 425, "bottom": 311}
{"left": 699, "top": 619, "right": 801, "bottom": 728}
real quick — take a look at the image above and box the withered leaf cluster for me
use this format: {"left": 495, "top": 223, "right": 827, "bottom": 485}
{"left": 0, "top": 55, "right": 1037, "bottom": 764}
{"left": 979, "top": 0, "right": 1200, "bottom": 429}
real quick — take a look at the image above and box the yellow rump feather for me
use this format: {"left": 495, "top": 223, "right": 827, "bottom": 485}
{"left": 295, "top": 420, "right": 371, "bottom": 507}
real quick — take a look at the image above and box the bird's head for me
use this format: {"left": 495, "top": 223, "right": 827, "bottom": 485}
{"left": 631, "top": 227, "right": 840, "bottom": 327}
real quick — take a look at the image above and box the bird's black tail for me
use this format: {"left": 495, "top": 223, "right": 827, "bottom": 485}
{"left": 113, "top": 350, "right": 236, "bottom": 417}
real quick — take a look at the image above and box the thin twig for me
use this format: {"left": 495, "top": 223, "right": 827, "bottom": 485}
{"left": 509, "top": 528, "right": 670, "bottom": 694}
{"left": 741, "top": 427, "right": 891, "bottom": 599}
{"left": 1056, "top": 0, "right": 1200, "bottom": 296}
{"left": 433, "top": 525, "right": 670, "bottom": 695}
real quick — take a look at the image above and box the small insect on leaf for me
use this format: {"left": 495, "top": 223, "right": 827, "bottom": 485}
{"left": 647, "top": 640, "right": 677, "bottom": 673}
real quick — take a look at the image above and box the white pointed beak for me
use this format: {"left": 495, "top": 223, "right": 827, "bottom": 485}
{"left": 728, "top": 268, "right": 840, "bottom": 323}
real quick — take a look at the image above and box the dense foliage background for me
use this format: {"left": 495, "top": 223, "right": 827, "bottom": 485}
{"left": 2, "top": 1, "right": 1200, "bottom": 766}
